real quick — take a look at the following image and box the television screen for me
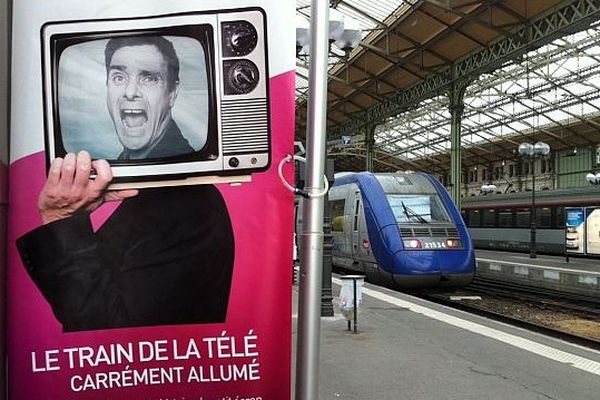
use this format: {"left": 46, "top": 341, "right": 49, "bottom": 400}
{"left": 47, "top": 25, "right": 220, "bottom": 165}
{"left": 57, "top": 35, "right": 210, "bottom": 161}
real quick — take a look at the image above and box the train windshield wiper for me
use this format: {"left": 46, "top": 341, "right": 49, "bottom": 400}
{"left": 401, "top": 201, "right": 428, "bottom": 224}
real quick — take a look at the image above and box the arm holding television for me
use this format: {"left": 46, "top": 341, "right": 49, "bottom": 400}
{"left": 38, "top": 151, "right": 138, "bottom": 224}
{"left": 17, "top": 152, "right": 235, "bottom": 331}
{"left": 16, "top": 151, "right": 138, "bottom": 330}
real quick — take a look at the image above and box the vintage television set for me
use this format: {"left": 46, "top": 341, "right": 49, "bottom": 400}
{"left": 41, "top": 7, "right": 270, "bottom": 188}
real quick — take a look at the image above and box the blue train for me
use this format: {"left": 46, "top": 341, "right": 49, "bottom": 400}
{"left": 327, "top": 172, "right": 475, "bottom": 289}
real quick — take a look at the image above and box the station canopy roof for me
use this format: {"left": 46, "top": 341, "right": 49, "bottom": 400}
{"left": 295, "top": 0, "right": 600, "bottom": 175}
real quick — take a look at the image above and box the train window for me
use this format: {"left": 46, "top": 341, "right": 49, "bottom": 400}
{"left": 377, "top": 175, "right": 413, "bottom": 190}
{"left": 515, "top": 208, "right": 531, "bottom": 227}
{"left": 482, "top": 209, "right": 496, "bottom": 227}
{"left": 554, "top": 207, "right": 565, "bottom": 228}
{"left": 468, "top": 209, "right": 481, "bottom": 227}
{"left": 536, "top": 207, "right": 552, "bottom": 228}
{"left": 497, "top": 208, "right": 513, "bottom": 227}
{"left": 387, "top": 194, "right": 451, "bottom": 224}
{"left": 353, "top": 198, "right": 360, "bottom": 231}
{"left": 330, "top": 200, "right": 345, "bottom": 232}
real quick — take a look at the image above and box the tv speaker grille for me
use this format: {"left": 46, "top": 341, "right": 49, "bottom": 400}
{"left": 221, "top": 98, "right": 269, "bottom": 154}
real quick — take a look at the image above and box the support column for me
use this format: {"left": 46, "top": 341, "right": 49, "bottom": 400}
{"left": 448, "top": 79, "right": 469, "bottom": 209}
{"left": 365, "top": 124, "right": 375, "bottom": 172}
{"left": 295, "top": 1, "right": 329, "bottom": 399}
{"left": 321, "top": 158, "right": 334, "bottom": 317}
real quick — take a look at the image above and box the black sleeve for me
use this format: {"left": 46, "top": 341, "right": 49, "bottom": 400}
{"left": 17, "top": 184, "right": 235, "bottom": 331}
{"left": 16, "top": 212, "right": 114, "bottom": 331}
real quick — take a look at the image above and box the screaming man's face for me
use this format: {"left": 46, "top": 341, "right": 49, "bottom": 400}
{"left": 106, "top": 44, "right": 177, "bottom": 151}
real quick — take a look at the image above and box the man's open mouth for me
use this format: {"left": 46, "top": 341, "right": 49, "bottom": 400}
{"left": 121, "top": 109, "right": 147, "bottom": 128}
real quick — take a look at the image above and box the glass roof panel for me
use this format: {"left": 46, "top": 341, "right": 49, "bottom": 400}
{"left": 370, "top": 24, "right": 600, "bottom": 161}
{"left": 296, "top": 2, "right": 600, "bottom": 168}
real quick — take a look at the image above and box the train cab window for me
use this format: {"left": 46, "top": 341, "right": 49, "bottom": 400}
{"left": 536, "top": 207, "right": 552, "bottom": 228}
{"left": 387, "top": 194, "right": 451, "bottom": 224}
{"left": 482, "top": 209, "right": 496, "bottom": 227}
{"left": 515, "top": 208, "right": 531, "bottom": 227}
{"left": 497, "top": 209, "right": 513, "bottom": 227}
{"left": 330, "top": 200, "right": 345, "bottom": 232}
{"left": 468, "top": 209, "right": 481, "bottom": 227}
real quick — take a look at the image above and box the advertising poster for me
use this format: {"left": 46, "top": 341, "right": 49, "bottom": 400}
{"left": 565, "top": 207, "right": 585, "bottom": 254}
{"left": 585, "top": 207, "right": 600, "bottom": 255}
{"left": 1, "top": 0, "right": 9, "bottom": 397}
{"left": 7, "top": 1, "right": 295, "bottom": 399}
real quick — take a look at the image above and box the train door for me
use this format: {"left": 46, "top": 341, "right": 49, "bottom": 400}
{"left": 351, "top": 190, "right": 362, "bottom": 259}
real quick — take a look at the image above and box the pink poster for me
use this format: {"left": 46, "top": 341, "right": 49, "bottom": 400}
{"left": 7, "top": 1, "right": 295, "bottom": 399}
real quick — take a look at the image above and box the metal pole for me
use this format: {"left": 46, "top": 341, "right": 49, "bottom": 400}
{"left": 295, "top": 1, "right": 329, "bottom": 400}
{"left": 352, "top": 278, "right": 357, "bottom": 333}
{"left": 448, "top": 78, "right": 468, "bottom": 209}
{"left": 365, "top": 124, "right": 375, "bottom": 172}
{"left": 530, "top": 164, "right": 537, "bottom": 258}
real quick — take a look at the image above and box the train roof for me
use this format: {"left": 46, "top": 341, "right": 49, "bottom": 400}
{"left": 333, "top": 171, "right": 438, "bottom": 194}
{"left": 461, "top": 186, "right": 600, "bottom": 209}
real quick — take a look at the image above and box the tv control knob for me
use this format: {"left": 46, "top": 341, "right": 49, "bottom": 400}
{"left": 222, "top": 21, "right": 258, "bottom": 57}
{"left": 231, "top": 28, "right": 257, "bottom": 53}
{"left": 225, "top": 60, "right": 260, "bottom": 95}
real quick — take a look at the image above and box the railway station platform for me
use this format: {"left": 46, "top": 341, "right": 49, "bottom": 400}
{"left": 292, "top": 278, "right": 600, "bottom": 400}
{"left": 475, "top": 250, "right": 600, "bottom": 298}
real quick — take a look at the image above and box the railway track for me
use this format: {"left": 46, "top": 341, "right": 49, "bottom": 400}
{"left": 422, "top": 278, "right": 600, "bottom": 351}
{"left": 468, "top": 277, "right": 600, "bottom": 317}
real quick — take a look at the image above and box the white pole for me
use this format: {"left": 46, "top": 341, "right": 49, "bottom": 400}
{"left": 294, "top": 0, "right": 329, "bottom": 399}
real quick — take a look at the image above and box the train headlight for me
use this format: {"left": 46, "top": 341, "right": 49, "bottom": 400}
{"left": 446, "top": 239, "right": 461, "bottom": 248}
{"left": 403, "top": 239, "right": 422, "bottom": 249}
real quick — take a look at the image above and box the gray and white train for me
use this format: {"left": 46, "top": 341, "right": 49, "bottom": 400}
{"left": 461, "top": 186, "right": 600, "bottom": 255}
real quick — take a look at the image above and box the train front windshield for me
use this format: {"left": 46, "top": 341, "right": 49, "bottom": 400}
{"left": 387, "top": 194, "right": 451, "bottom": 224}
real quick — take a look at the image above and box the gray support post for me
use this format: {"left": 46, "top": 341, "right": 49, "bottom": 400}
{"left": 448, "top": 80, "right": 468, "bottom": 208}
{"left": 365, "top": 124, "right": 375, "bottom": 172}
{"left": 530, "top": 167, "right": 537, "bottom": 258}
{"left": 321, "top": 159, "right": 334, "bottom": 317}
{"left": 294, "top": 1, "right": 329, "bottom": 399}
